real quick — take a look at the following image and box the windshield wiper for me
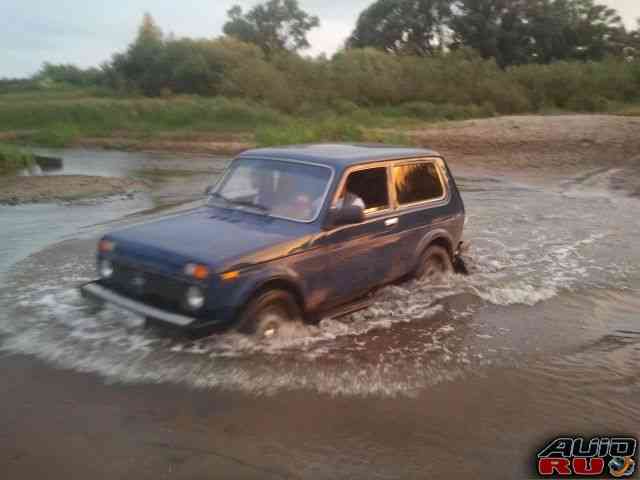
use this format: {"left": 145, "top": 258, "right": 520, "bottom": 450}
{"left": 209, "top": 192, "right": 233, "bottom": 206}
{"left": 227, "top": 198, "right": 271, "bottom": 213}
{"left": 210, "top": 192, "right": 270, "bottom": 213}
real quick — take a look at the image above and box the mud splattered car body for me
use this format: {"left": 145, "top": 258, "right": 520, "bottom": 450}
{"left": 81, "top": 144, "right": 466, "bottom": 334}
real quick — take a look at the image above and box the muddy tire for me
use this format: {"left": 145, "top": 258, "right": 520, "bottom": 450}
{"left": 414, "top": 245, "right": 453, "bottom": 281}
{"left": 236, "top": 289, "right": 302, "bottom": 338}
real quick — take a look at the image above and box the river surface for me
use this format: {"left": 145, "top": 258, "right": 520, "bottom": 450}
{"left": 0, "top": 148, "right": 638, "bottom": 478}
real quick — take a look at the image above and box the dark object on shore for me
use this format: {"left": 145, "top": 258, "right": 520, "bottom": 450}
{"left": 81, "top": 144, "right": 467, "bottom": 337}
{"left": 34, "top": 155, "right": 63, "bottom": 172}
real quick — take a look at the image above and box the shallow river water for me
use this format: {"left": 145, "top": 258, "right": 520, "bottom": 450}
{"left": 0, "top": 149, "right": 638, "bottom": 477}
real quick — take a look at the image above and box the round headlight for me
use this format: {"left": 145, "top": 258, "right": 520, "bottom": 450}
{"left": 99, "top": 259, "right": 114, "bottom": 279}
{"left": 186, "top": 286, "right": 205, "bottom": 310}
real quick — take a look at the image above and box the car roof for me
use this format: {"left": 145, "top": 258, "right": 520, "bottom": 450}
{"left": 238, "top": 143, "right": 440, "bottom": 170}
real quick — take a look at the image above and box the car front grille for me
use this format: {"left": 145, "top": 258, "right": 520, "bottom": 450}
{"left": 104, "top": 260, "right": 192, "bottom": 315}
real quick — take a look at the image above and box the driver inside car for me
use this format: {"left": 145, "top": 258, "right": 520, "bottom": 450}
{"left": 271, "top": 172, "right": 318, "bottom": 221}
{"left": 250, "top": 167, "right": 276, "bottom": 206}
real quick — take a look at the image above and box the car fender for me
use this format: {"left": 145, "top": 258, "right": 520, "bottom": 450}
{"left": 228, "top": 264, "right": 306, "bottom": 314}
{"left": 414, "top": 228, "right": 455, "bottom": 264}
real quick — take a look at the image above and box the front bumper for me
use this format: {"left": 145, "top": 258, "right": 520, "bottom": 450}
{"left": 80, "top": 281, "right": 197, "bottom": 327}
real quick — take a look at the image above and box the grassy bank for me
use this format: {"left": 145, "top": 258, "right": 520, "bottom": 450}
{"left": 0, "top": 144, "right": 34, "bottom": 174}
{"left": 0, "top": 92, "right": 286, "bottom": 147}
{"left": 0, "top": 90, "right": 447, "bottom": 148}
{"left": 0, "top": 84, "right": 638, "bottom": 150}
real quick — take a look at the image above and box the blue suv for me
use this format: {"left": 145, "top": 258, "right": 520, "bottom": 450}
{"left": 81, "top": 144, "right": 466, "bottom": 337}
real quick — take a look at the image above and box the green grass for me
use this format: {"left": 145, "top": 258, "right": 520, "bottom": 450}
{"left": 1, "top": 87, "right": 638, "bottom": 149}
{"left": 27, "top": 124, "right": 83, "bottom": 148}
{"left": 0, "top": 94, "right": 288, "bottom": 147}
{"left": 0, "top": 144, "right": 34, "bottom": 174}
{"left": 0, "top": 89, "right": 428, "bottom": 148}
{"left": 255, "top": 115, "right": 416, "bottom": 147}
{"left": 255, "top": 118, "right": 365, "bottom": 146}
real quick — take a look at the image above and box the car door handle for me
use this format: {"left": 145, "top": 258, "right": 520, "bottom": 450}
{"left": 385, "top": 218, "right": 399, "bottom": 227}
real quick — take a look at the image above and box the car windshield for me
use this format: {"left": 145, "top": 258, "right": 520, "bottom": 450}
{"left": 209, "top": 158, "right": 332, "bottom": 222}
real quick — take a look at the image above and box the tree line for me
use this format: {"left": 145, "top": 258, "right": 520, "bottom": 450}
{"left": 2, "top": 0, "right": 639, "bottom": 113}
{"left": 348, "top": 0, "right": 638, "bottom": 66}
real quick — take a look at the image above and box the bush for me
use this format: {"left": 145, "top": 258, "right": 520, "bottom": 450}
{"left": 566, "top": 94, "right": 611, "bottom": 112}
{"left": 222, "top": 58, "right": 298, "bottom": 112}
{"left": 17, "top": 36, "right": 639, "bottom": 120}
{"left": 0, "top": 144, "right": 34, "bottom": 174}
{"left": 329, "top": 99, "right": 360, "bottom": 115}
{"left": 474, "top": 79, "right": 531, "bottom": 114}
{"left": 28, "top": 124, "right": 82, "bottom": 148}
{"left": 381, "top": 101, "right": 496, "bottom": 121}
{"left": 330, "top": 48, "right": 406, "bottom": 105}
{"left": 35, "top": 63, "right": 105, "bottom": 87}
{"left": 508, "top": 59, "right": 640, "bottom": 111}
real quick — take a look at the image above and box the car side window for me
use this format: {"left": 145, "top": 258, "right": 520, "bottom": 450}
{"left": 337, "top": 167, "right": 389, "bottom": 214}
{"left": 393, "top": 161, "right": 445, "bottom": 206}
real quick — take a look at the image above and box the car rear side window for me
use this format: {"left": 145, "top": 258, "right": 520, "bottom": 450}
{"left": 340, "top": 167, "right": 389, "bottom": 213}
{"left": 393, "top": 162, "right": 445, "bottom": 206}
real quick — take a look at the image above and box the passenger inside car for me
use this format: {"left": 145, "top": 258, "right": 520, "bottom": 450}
{"left": 336, "top": 190, "right": 365, "bottom": 209}
{"left": 336, "top": 167, "right": 388, "bottom": 213}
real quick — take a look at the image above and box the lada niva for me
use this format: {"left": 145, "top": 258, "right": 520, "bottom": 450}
{"left": 81, "top": 144, "right": 466, "bottom": 337}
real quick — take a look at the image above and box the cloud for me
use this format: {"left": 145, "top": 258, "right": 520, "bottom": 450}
{"left": 601, "top": 0, "right": 640, "bottom": 28}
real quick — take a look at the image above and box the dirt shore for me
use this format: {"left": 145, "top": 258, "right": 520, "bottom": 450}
{"left": 405, "top": 114, "right": 640, "bottom": 178}
{"left": 0, "top": 175, "right": 149, "bottom": 205}
{"left": 74, "top": 136, "right": 253, "bottom": 156}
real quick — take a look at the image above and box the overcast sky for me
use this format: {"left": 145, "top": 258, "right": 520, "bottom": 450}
{"left": 2, "top": 0, "right": 638, "bottom": 78}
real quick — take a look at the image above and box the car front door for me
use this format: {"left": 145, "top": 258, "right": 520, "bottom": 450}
{"left": 318, "top": 164, "right": 402, "bottom": 305}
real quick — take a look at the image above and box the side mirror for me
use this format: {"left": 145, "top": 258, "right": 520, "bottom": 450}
{"left": 326, "top": 205, "right": 365, "bottom": 228}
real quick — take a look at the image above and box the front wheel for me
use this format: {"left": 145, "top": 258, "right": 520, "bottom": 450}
{"left": 414, "top": 245, "right": 453, "bottom": 282}
{"left": 236, "top": 289, "right": 302, "bottom": 339}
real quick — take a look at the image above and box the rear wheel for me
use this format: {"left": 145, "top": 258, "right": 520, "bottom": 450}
{"left": 414, "top": 245, "right": 453, "bottom": 282}
{"left": 236, "top": 289, "right": 302, "bottom": 339}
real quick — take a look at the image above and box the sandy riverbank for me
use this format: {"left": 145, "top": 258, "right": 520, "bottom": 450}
{"left": 0, "top": 175, "right": 149, "bottom": 205}
{"left": 406, "top": 115, "right": 640, "bottom": 182}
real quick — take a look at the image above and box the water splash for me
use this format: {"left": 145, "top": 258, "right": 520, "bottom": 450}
{"left": 1, "top": 172, "right": 639, "bottom": 396}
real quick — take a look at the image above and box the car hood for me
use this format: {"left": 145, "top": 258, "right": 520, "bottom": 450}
{"left": 105, "top": 207, "right": 317, "bottom": 275}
